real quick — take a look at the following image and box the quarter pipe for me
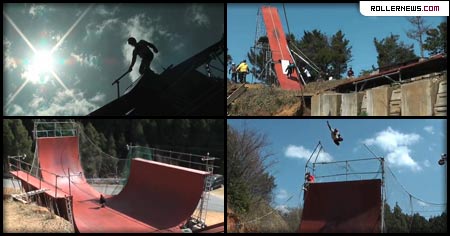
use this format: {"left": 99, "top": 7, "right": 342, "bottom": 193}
{"left": 298, "top": 179, "right": 382, "bottom": 233}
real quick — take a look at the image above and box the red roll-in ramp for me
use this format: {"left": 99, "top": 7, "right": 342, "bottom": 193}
{"left": 299, "top": 179, "right": 382, "bottom": 233}
{"left": 261, "top": 6, "right": 302, "bottom": 90}
{"left": 12, "top": 136, "right": 209, "bottom": 232}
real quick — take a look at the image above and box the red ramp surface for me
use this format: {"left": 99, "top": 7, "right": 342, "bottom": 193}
{"left": 299, "top": 179, "right": 382, "bottom": 233}
{"left": 14, "top": 136, "right": 209, "bottom": 232}
{"left": 261, "top": 6, "right": 302, "bottom": 90}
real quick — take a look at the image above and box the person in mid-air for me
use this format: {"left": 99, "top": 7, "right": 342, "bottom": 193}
{"left": 327, "top": 121, "right": 343, "bottom": 146}
{"left": 127, "top": 37, "right": 159, "bottom": 75}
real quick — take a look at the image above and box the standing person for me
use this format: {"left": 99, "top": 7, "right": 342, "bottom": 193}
{"left": 236, "top": 60, "right": 249, "bottom": 84}
{"left": 229, "top": 62, "right": 238, "bottom": 83}
{"left": 347, "top": 67, "right": 354, "bottom": 78}
{"left": 302, "top": 67, "right": 312, "bottom": 82}
{"left": 99, "top": 194, "right": 106, "bottom": 208}
{"left": 303, "top": 172, "right": 315, "bottom": 191}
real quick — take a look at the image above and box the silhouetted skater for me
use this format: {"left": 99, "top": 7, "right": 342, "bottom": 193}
{"left": 127, "top": 37, "right": 159, "bottom": 75}
{"left": 100, "top": 194, "right": 106, "bottom": 208}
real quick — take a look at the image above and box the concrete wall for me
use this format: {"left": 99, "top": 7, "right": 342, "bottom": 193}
{"left": 311, "top": 93, "right": 342, "bottom": 116}
{"left": 311, "top": 95, "right": 321, "bottom": 116}
{"left": 341, "top": 92, "right": 365, "bottom": 116}
{"left": 401, "top": 79, "right": 439, "bottom": 116}
{"left": 434, "top": 80, "right": 447, "bottom": 116}
{"left": 321, "top": 94, "right": 341, "bottom": 116}
{"left": 309, "top": 74, "right": 446, "bottom": 116}
{"left": 389, "top": 88, "right": 401, "bottom": 116}
{"left": 366, "top": 85, "right": 393, "bottom": 116}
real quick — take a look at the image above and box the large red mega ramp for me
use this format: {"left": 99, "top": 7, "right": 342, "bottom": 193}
{"left": 299, "top": 179, "right": 382, "bottom": 233}
{"left": 261, "top": 6, "right": 302, "bottom": 90}
{"left": 16, "top": 136, "right": 209, "bottom": 232}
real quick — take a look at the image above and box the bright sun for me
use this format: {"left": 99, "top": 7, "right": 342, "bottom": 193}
{"left": 26, "top": 50, "right": 55, "bottom": 84}
{"left": 33, "top": 50, "right": 55, "bottom": 73}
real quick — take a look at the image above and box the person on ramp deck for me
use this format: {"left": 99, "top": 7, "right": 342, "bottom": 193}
{"left": 99, "top": 194, "right": 106, "bottom": 208}
{"left": 127, "top": 37, "right": 159, "bottom": 75}
{"left": 303, "top": 172, "right": 315, "bottom": 191}
{"left": 327, "top": 121, "right": 343, "bottom": 146}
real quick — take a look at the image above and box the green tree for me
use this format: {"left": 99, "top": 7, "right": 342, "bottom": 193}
{"left": 374, "top": 34, "right": 418, "bottom": 68}
{"left": 227, "top": 124, "right": 276, "bottom": 214}
{"left": 3, "top": 120, "right": 33, "bottom": 172}
{"left": 98, "top": 134, "right": 118, "bottom": 177}
{"left": 80, "top": 122, "right": 102, "bottom": 178}
{"left": 330, "top": 30, "right": 352, "bottom": 79}
{"left": 409, "top": 213, "right": 429, "bottom": 233}
{"left": 297, "top": 30, "right": 332, "bottom": 77}
{"left": 130, "top": 120, "right": 146, "bottom": 146}
{"left": 406, "top": 16, "right": 431, "bottom": 58}
{"left": 423, "top": 21, "right": 447, "bottom": 55}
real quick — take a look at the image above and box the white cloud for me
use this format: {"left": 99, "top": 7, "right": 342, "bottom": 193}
{"left": 70, "top": 53, "right": 99, "bottom": 69}
{"left": 276, "top": 189, "right": 288, "bottom": 200}
{"left": 29, "top": 95, "right": 45, "bottom": 109}
{"left": 173, "top": 43, "right": 185, "bottom": 51}
{"left": 39, "top": 90, "right": 98, "bottom": 115}
{"left": 3, "top": 38, "right": 17, "bottom": 70}
{"left": 417, "top": 201, "right": 428, "bottom": 207}
{"left": 424, "top": 126, "right": 435, "bottom": 134}
{"left": 89, "top": 92, "right": 106, "bottom": 103}
{"left": 84, "top": 18, "right": 120, "bottom": 41}
{"left": 275, "top": 205, "right": 289, "bottom": 214}
{"left": 29, "top": 4, "right": 46, "bottom": 17}
{"left": 5, "top": 104, "right": 25, "bottom": 115}
{"left": 186, "top": 4, "right": 210, "bottom": 27}
{"left": 29, "top": 4, "right": 55, "bottom": 18}
{"left": 423, "top": 160, "right": 430, "bottom": 168}
{"left": 96, "top": 5, "right": 119, "bottom": 17}
{"left": 363, "top": 127, "right": 421, "bottom": 172}
{"left": 285, "top": 145, "right": 333, "bottom": 162}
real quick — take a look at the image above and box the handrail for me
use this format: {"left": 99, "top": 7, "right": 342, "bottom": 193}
{"left": 128, "top": 145, "right": 220, "bottom": 170}
{"left": 8, "top": 156, "right": 82, "bottom": 197}
{"left": 313, "top": 157, "right": 382, "bottom": 165}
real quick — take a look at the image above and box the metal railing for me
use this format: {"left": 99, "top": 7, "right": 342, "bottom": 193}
{"left": 127, "top": 145, "right": 220, "bottom": 171}
{"left": 312, "top": 157, "right": 383, "bottom": 181}
{"left": 33, "top": 121, "right": 78, "bottom": 139}
{"left": 8, "top": 155, "right": 81, "bottom": 198}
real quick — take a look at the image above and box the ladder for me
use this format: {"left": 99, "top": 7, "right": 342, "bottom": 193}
{"left": 65, "top": 196, "right": 74, "bottom": 226}
{"left": 197, "top": 153, "right": 215, "bottom": 228}
{"left": 11, "top": 188, "right": 49, "bottom": 204}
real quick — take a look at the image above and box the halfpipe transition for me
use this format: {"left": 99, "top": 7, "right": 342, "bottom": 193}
{"left": 298, "top": 179, "right": 382, "bottom": 233}
{"left": 11, "top": 136, "right": 209, "bottom": 232}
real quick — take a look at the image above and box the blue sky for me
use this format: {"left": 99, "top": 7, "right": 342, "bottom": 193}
{"left": 228, "top": 119, "right": 447, "bottom": 218}
{"left": 227, "top": 3, "right": 446, "bottom": 81}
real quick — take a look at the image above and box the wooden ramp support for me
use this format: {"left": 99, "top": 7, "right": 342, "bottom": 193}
{"left": 227, "top": 84, "right": 247, "bottom": 106}
{"left": 11, "top": 188, "right": 49, "bottom": 204}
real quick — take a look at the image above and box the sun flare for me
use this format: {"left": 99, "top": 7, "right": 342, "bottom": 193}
{"left": 25, "top": 50, "right": 55, "bottom": 84}
{"left": 32, "top": 50, "right": 55, "bottom": 73}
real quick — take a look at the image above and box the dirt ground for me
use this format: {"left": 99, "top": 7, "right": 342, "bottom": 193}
{"left": 3, "top": 188, "right": 74, "bottom": 233}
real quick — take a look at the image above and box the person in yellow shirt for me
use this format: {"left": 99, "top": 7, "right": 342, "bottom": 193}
{"left": 236, "top": 60, "right": 249, "bottom": 84}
